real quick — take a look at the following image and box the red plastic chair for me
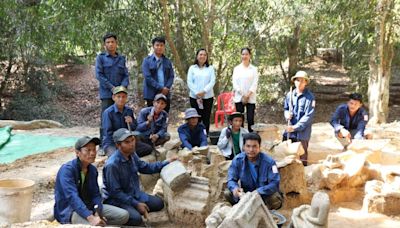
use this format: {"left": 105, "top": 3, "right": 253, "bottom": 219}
{"left": 214, "top": 92, "right": 236, "bottom": 128}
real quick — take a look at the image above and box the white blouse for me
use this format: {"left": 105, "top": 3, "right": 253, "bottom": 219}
{"left": 187, "top": 64, "right": 216, "bottom": 99}
{"left": 232, "top": 63, "right": 258, "bottom": 103}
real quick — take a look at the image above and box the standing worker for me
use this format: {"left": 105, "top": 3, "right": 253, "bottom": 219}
{"left": 95, "top": 33, "right": 130, "bottom": 151}
{"left": 141, "top": 36, "right": 175, "bottom": 113}
{"left": 283, "top": 71, "right": 315, "bottom": 166}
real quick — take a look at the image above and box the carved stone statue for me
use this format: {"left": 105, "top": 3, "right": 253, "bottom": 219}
{"left": 290, "top": 191, "right": 330, "bottom": 228}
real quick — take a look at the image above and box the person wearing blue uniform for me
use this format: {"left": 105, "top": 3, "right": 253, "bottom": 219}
{"left": 136, "top": 93, "right": 171, "bottom": 147}
{"left": 225, "top": 133, "right": 283, "bottom": 210}
{"left": 330, "top": 93, "right": 372, "bottom": 147}
{"left": 141, "top": 36, "right": 175, "bottom": 113}
{"left": 283, "top": 71, "right": 315, "bottom": 166}
{"left": 102, "top": 86, "right": 153, "bottom": 157}
{"left": 95, "top": 33, "right": 130, "bottom": 147}
{"left": 178, "top": 108, "right": 208, "bottom": 150}
{"left": 102, "top": 128, "right": 177, "bottom": 226}
{"left": 54, "top": 136, "right": 128, "bottom": 226}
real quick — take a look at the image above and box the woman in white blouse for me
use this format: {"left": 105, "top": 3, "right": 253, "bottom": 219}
{"left": 232, "top": 47, "right": 259, "bottom": 132}
{"left": 187, "top": 48, "right": 216, "bottom": 134}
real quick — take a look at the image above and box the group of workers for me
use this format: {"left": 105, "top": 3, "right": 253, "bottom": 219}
{"left": 53, "top": 33, "right": 372, "bottom": 226}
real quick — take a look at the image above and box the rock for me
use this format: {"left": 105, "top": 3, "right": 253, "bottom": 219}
{"left": 152, "top": 178, "right": 164, "bottom": 199}
{"left": 279, "top": 160, "right": 311, "bottom": 208}
{"left": 308, "top": 123, "right": 343, "bottom": 163}
{"left": 275, "top": 155, "right": 296, "bottom": 168}
{"left": 188, "top": 156, "right": 203, "bottom": 176}
{"left": 252, "top": 123, "right": 281, "bottom": 142}
{"left": 320, "top": 168, "right": 347, "bottom": 190}
{"left": 363, "top": 180, "right": 400, "bottom": 215}
{"left": 155, "top": 147, "right": 167, "bottom": 161}
{"left": 166, "top": 149, "right": 178, "bottom": 160}
{"left": 147, "top": 208, "right": 170, "bottom": 226}
{"left": 322, "top": 154, "right": 342, "bottom": 169}
{"left": 216, "top": 191, "right": 278, "bottom": 228}
{"left": 161, "top": 161, "right": 191, "bottom": 192}
{"left": 290, "top": 191, "right": 330, "bottom": 228}
{"left": 0, "top": 119, "right": 64, "bottom": 130}
{"left": 163, "top": 176, "right": 211, "bottom": 226}
{"left": 139, "top": 154, "right": 160, "bottom": 192}
{"left": 272, "top": 141, "right": 304, "bottom": 161}
{"left": 193, "top": 146, "right": 209, "bottom": 156}
{"left": 208, "top": 148, "right": 226, "bottom": 165}
{"left": 177, "top": 148, "right": 193, "bottom": 164}
{"left": 163, "top": 139, "right": 181, "bottom": 150}
{"left": 205, "top": 203, "right": 232, "bottom": 228}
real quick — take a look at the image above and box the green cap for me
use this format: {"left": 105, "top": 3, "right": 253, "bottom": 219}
{"left": 113, "top": 86, "right": 128, "bottom": 95}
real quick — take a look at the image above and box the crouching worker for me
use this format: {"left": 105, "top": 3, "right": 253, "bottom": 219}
{"left": 136, "top": 93, "right": 171, "bottom": 147}
{"left": 217, "top": 112, "right": 249, "bottom": 160}
{"left": 225, "top": 133, "right": 283, "bottom": 210}
{"left": 54, "top": 136, "right": 129, "bottom": 226}
{"left": 102, "top": 128, "right": 177, "bottom": 226}
{"left": 330, "top": 92, "right": 372, "bottom": 149}
{"left": 178, "top": 108, "right": 208, "bottom": 150}
{"left": 102, "top": 86, "right": 153, "bottom": 157}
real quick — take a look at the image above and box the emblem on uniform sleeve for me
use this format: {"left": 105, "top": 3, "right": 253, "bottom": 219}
{"left": 272, "top": 165, "right": 278, "bottom": 173}
{"left": 312, "top": 100, "right": 316, "bottom": 107}
{"left": 364, "top": 115, "right": 368, "bottom": 121}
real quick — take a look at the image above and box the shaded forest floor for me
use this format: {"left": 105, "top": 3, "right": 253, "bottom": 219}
{"left": 54, "top": 59, "right": 400, "bottom": 128}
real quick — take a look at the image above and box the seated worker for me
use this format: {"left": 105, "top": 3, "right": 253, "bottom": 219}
{"left": 102, "top": 86, "right": 153, "bottom": 157}
{"left": 102, "top": 128, "right": 177, "bottom": 226}
{"left": 217, "top": 112, "right": 249, "bottom": 160}
{"left": 136, "top": 93, "right": 171, "bottom": 147}
{"left": 178, "top": 108, "right": 208, "bottom": 150}
{"left": 225, "top": 133, "right": 283, "bottom": 210}
{"left": 54, "top": 136, "right": 129, "bottom": 226}
{"left": 330, "top": 92, "right": 372, "bottom": 147}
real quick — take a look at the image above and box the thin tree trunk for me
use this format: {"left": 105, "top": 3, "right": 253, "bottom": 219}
{"left": 159, "top": 0, "right": 187, "bottom": 80}
{"left": 368, "top": 0, "right": 394, "bottom": 124}
{"left": 287, "top": 24, "right": 300, "bottom": 78}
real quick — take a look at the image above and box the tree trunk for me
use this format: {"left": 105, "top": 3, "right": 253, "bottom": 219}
{"left": 368, "top": 0, "right": 394, "bottom": 124}
{"left": 287, "top": 24, "right": 300, "bottom": 78}
{"left": 159, "top": 0, "right": 187, "bottom": 80}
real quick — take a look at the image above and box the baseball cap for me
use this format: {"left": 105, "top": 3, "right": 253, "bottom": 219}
{"left": 75, "top": 136, "right": 101, "bottom": 150}
{"left": 113, "top": 128, "right": 140, "bottom": 143}
{"left": 113, "top": 86, "right": 128, "bottom": 95}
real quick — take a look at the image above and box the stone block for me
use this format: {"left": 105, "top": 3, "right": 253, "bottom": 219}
{"left": 164, "top": 176, "right": 211, "bottom": 226}
{"left": 193, "top": 146, "right": 209, "bottom": 156}
{"left": 217, "top": 191, "right": 278, "bottom": 228}
{"left": 177, "top": 148, "right": 193, "bottom": 165}
{"left": 161, "top": 161, "right": 190, "bottom": 192}
{"left": 163, "top": 139, "right": 182, "bottom": 150}
{"left": 363, "top": 180, "right": 400, "bottom": 216}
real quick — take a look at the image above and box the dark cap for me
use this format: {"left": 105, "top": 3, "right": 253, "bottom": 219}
{"left": 228, "top": 112, "right": 244, "bottom": 121}
{"left": 113, "top": 128, "right": 140, "bottom": 143}
{"left": 75, "top": 136, "right": 101, "bottom": 151}
{"left": 154, "top": 93, "right": 167, "bottom": 102}
{"left": 113, "top": 86, "right": 128, "bottom": 95}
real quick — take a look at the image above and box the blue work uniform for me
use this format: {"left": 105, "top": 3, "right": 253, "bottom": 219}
{"left": 102, "top": 104, "right": 137, "bottom": 150}
{"left": 178, "top": 123, "right": 208, "bottom": 150}
{"left": 330, "top": 103, "right": 369, "bottom": 139}
{"left": 95, "top": 52, "right": 129, "bottom": 99}
{"left": 136, "top": 107, "right": 169, "bottom": 139}
{"left": 54, "top": 158, "right": 103, "bottom": 224}
{"left": 227, "top": 152, "right": 280, "bottom": 202}
{"left": 283, "top": 88, "right": 315, "bottom": 141}
{"left": 141, "top": 54, "right": 174, "bottom": 100}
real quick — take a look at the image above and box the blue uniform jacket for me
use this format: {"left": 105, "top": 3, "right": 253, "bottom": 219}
{"left": 330, "top": 103, "right": 368, "bottom": 139}
{"left": 102, "top": 104, "right": 138, "bottom": 150}
{"left": 227, "top": 152, "right": 280, "bottom": 196}
{"left": 54, "top": 158, "right": 103, "bottom": 224}
{"left": 283, "top": 88, "right": 315, "bottom": 140}
{"left": 95, "top": 52, "right": 130, "bottom": 99}
{"left": 136, "top": 107, "right": 168, "bottom": 138}
{"left": 178, "top": 123, "right": 208, "bottom": 150}
{"left": 102, "top": 150, "right": 168, "bottom": 207}
{"left": 141, "top": 54, "right": 174, "bottom": 100}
